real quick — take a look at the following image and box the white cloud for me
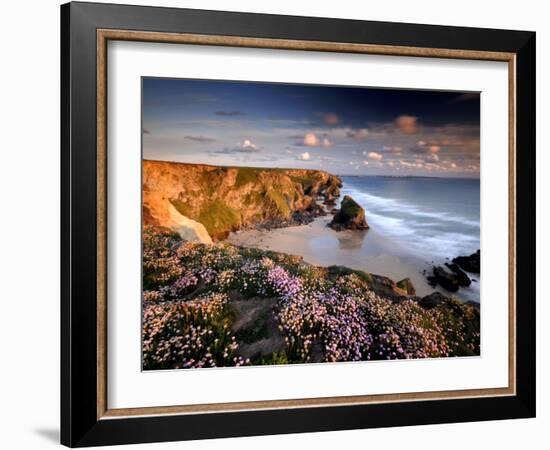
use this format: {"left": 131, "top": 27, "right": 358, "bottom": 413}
{"left": 217, "top": 139, "right": 261, "bottom": 154}
{"left": 346, "top": 128, "right": 369, "bottom": 140}
{"left": 303, "top": 133, "right": 320, "bottom": 146}
{"left": 217, "top": 138, "right": 262, "bottom": 154}
{"left": 297, "top": 152, "right": 311, "bottom": 161}
{"left": 301, "top": 133, "right": 332, "bottom": 148}
{"left": 368, "top": 151, "right": 383, "bottom": 161}
{"left": 322, "top": 137, "right": 333, "bottom": 147}
{"left": 240, "top": 139, "right": 259, "bottom": 150}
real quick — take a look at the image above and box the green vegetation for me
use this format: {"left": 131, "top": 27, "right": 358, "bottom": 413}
{"left": 338, "top": 195, "right": 364, "bottom": 221}
{"left": 170, "top": 198, "right": 193, "bottom": 217}
{"left": 256, "top": 352, "right": 290, "bottom": 365}
{"left": 266, "top": 188, "right": 291, "bottom": 217}
{"left": 328, "top": 265, "right": 373, "bottom": 286}
{"left": 197, "top": 200, "right": 241, "bottom": 238}
{"left": 243, "top": 191, "right": 265, "bottom": 207}
{"left": 143, "top": 227, "right": 481, "bottom": 370}
{"left": 396, "top": 278, "right": 416, "bottom": 295}
{"left": 289, "top": 175, "right": 314, "bottom": 191}
{"left": 235, "top": 167, "right": 261, "bottom": 188}
{"left": 170, "top": 198, "right": 241, "bottom": 238}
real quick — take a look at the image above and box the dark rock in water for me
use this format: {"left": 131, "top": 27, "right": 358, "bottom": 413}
{"left": 396, "top": 278, "right": 416, "bottom": 296}
{"left": 427, "top": 250, "right": 478, "bottom": 292}
{"left": 453, "top": 249, "right": 480, "bottom": 274}
{"left": 432, "top": 266, "right": 459, "bottom": 292}
{"left": 445, "top": 262, "right": 471, "bottom": 287}
{"left": 328, "top": 195, "right": 369, "bottom": 231}
{"left": 426, "top": 275, "right": 437, "bottom": 287}
{"left": 419, "top": 292, "right": 449, "bottom": 309}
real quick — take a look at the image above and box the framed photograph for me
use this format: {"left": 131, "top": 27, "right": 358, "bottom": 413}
{"left": 61, "top": 2, "right": 536, "bottom": 447}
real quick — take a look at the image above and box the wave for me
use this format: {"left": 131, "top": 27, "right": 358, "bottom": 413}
{"left": 341, "top": 187, "right": 480, "bottom": 229}
{"left": 340, "top": 183, "right": 480, "bottom": 259}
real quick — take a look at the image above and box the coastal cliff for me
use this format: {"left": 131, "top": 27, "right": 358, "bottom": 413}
{"left": 143, "top": 160, "right": 342, "bottom": 240}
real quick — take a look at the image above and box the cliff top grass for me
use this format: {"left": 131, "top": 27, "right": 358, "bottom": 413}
{"left": 266, "top": 189, "right": 291, "bottom": 218}
{"left": 171, "top": 198, "right": 241, "bottom": 239}
{"left": 234, "top": 167, "right": 262, "bottom": 188}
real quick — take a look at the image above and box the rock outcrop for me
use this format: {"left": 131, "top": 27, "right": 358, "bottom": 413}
{"left": 427, "top": 250, "right": 479, "bottom": 293}
{"left": 430, "top": 266, "right": 460, "bottom": 292}
{"left": 418, "top": 292, "right": 449, "bottom": 309}
{"left": 452, "top": 249, "right": 480, "bottom": 274}
{"left": 445, "top": 262, "right": 471, "bottom": 287}
{"left": 328, "top": 195, "right": 369, "bottom": 231}
{"left": 326, "top": 268, "right": 416, "bottom": 302}
{"left": 396, "top": 278, "right": 416, "bottom": 296}
{"left": 231, "top": 296, "right": 287, "bottom": 361}
{"left": 143, "top": 160, "right": 342, "bottom": 240}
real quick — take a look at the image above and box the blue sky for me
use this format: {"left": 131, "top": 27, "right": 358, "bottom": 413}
{"left": 142, "top": 78, "right": 480, "bottom": 177}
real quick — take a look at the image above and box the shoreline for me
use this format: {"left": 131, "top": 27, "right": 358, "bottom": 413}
{"left": 226, "top": 214, "right": 480, "bottom": 303}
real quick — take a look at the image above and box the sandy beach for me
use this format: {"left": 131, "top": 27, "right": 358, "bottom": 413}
{"left": 227, "top": 214, "right": 480, "bottom": 302}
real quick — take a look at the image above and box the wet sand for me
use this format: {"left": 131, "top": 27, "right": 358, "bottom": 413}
{"left": 226, "top": 215, "right": 480, "bottom": 302}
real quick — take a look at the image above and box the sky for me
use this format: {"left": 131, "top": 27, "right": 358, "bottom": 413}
{"left": 142, "top": 78, "right": 480, "bottom": 177}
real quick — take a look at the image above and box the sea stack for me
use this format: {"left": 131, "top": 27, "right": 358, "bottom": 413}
{"left": 328, "top": 195, "right": 369, "bottom": 231}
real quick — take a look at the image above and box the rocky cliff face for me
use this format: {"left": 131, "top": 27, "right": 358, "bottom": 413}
{"left": 143, "top": 160, "right": 342, "bottom": 241}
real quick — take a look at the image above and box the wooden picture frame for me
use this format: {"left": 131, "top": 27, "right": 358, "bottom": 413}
{"left": 61, "top": 1, "right": 535, "bottom": 447}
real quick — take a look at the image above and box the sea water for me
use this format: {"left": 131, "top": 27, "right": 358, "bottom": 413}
{"left": 341, "top": 176, "right": 480, "bottom": 262}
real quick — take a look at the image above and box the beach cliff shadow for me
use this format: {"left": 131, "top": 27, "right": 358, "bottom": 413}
{"left": 336, "top": 229, "right": 368, "bottom": 250}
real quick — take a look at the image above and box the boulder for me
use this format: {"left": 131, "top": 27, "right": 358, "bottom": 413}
{"left": 231, "top": 296, "right": 286, "bottom": 360}
{"left": 328, "top": 195, "right": 369, "bottom": 231}
{"left": 452, "top": 249, "right": 480, "bottom": 274}
{"left": 445, "top": 263, "right": 471, "bottom": 287}
{"left": 396, "top": 278, "right": 416, "bottom": 296}
{"left": 419, "top": 291, "right": 449, "bottom": 309}
{"left": 432, "top": 266, "right": 459, "bottom": 292}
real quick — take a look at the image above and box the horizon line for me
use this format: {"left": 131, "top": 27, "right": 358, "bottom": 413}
{"left": 143, "top": 158, "right": 480, "bottom": 180}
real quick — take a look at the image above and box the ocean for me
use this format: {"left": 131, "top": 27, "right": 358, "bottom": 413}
{"left": 341, "top": 176, "right": 480, "bottom": 262}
